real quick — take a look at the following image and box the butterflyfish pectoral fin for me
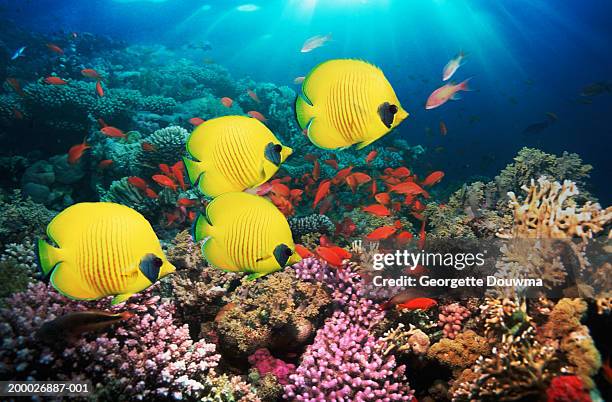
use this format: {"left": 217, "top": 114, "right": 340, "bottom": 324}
{"left": 246, "top": 272, "right": 269, "bottom": 281}
{"left": 111, "top": 293, "right": 133, "bottom": 306}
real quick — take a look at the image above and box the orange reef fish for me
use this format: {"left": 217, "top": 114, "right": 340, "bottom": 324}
{"left": 418, "top": 220, "right": 427, "bottom": 249}
{"left": 144, "top": 188, "right": 158, "bottom": 199}
{"left": 247, "top": 110, "right": 267, "bottom": 122}
{"left": 189, "top": 117, "right": 205, "bottom": 126}
{"left": 97, "top": 159, "right": 113, "bottom": 169}
{"left": 67, "top": 141, "right": 89, "bottom": 164}
{"left": 141, "top": 142, "right": 156, "bottom": 152}
{"left": 96, "top": 80, "right": 104, "bottom": 97}
{"left": 6, "top": 78, "right": 25, "bottom": 97}
{"left": 295, "top": 244, "right": 314, "bottom": 259}
{"left": 323, "top": 159, "right": 339, "bottom": 169}
{"left": 221, "top": 97, "right": 233, "bottom": 107}
{"left": 312, "top": 160, "right": 320, "bottom": 181}
{"left": 247, "top": 89, "right": 260, "bottom": 103}
{"left": 81, "top": 68, "right": 102, "bottom": 80}
{"left": 421, "top": 171, "right": 444, "bottom": 187}
{"left": 363, "top": 204, "right": 391, "bottom": 217}
{"left": 159, "top": 163, "right": 172, "bottom": 176}
{"left": 127, "top": 176, "right": 147, "bottom": 190}
{"left": 365, "top": 150, "right": 378, "bottom": 164}
{"left": 44, "top": 76, "right": 68, "bottom": 85}
{"left": 171, "top": 161, "right": 187, "bottom": 190}
{"left": 366, "top": 225, "right": 397, "bottom": 240}
{"left": 46, "top": 43, "right": 64, "bottom": 54}
{"left": 442, "top": 51, "right": 466, "bottom": 81}
{"left": 439, "top": 121, "right": 447, "bottom": 136}
{"left": 313, "top": 180, "right": 331, "bottom": 208}
{"left": 177, "top": 198, "right": 196, "bottom": 207}
{"left": 152, "top": 174, "right": 177, "bottom": 191}
{"left": 396, "top": 297, "right": 437, "bottom": 311}
{"left": 316, "top": 246, "right": 343, "bottom": 267}
{"left": 300, "top": 33, "right": 332, "bottom": 53}
{"left": 101, "top": 126, "right": 126, "bottom": 138}
{"left": 390, "top": 181, "right": 429, "bottom": 197}
{"left": 426, "top": 79, "right": 471, "bottom": 110}
{"left": 36, "top": 310, "right": 133, "bottom": 345}
{"left": 374, "top": 192, "right": 390, "bottom": 205}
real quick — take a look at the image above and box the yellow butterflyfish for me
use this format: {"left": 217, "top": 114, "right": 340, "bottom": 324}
{"left": 37, "top": 202, "right": 175, "bottom": 305}
{"left": 192, "top": 192, "right": 301, "bottom": 280}
{"left": 183, "top": 115, "right": 293, "bottom": 197}
{"left": 295, "top": 59, "right": 409, "bottom": 150}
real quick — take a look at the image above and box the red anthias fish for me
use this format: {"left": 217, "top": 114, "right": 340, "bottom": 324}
{"left": 391, "top": 181, "right": 429, "bottom": 198}
{"left": 247, "top": 89, "right": 260, "bottom": 103}
{"left": 363, "top": 204, "right": 391, "bottom": 217}
{"left": 127, "top": 176, "right": 148, "bottom": 190}
{"left": 313, "top": 180, "right": 331, "bottom": 208}
{"left": 335, "top": 217, "right": 357, "bottom": 238}
{"left": 171, "top": 161, "right": 187, "bottom": 190}
{"left": 177, "top": 198, "right": 196, "bottom": 207}
{"left": 44, "top": 76, "right": 68, "bottom": 85}
{"left": 247, "top": 110, "right": 267, "bottom": 122}
{"left": 366, "top": 226, "right": 397, "bottom": 240}
{"left": 323, "top": 159, "right": 339, "bottom": 169}
{"left": 97, "top": 159, "right": 113, "bottom": 169}
{"left": 332, "top": 166, "right": 353, "bottom": 185}
{"left": 311, "top": 160, "right": 320, "bottom": 181}
{"left": 318, "top": 195, "right": 333, "bottom": 214}
{"left": 144, "top": 188, "right": 158, "bottom": 199}
{"left": 152, "top": 174, "right": 177, "bottom": 191}
{"left": 221, "top": 97, "right": 233, "bottom": 107}
{"left": 95, "top": 80, "right": 104, "bottom": 97}
{"left": 365, "top": 150, "right": 378, "bottom": 164}
{"left": 189, "top": 117, "right": 205, "bottom": 126}
{"left": 46, "top": 43, "right": 64, "bottom": 54}
{"left": 100, "top": 126, "right": 126, "bottom": 138}
{"left": 421, "top": 171, "right": 445, "bottom": 187}
{"left": 375, "top": 192, "right": 391, "bottom": 205}
{"left": 316, "top": 246, "right": 343, "bottom": 267}
{"left": 158, "top": 163, "right": 172, "bottom": 176}
{"left": 396, "top": 297, "right": 437, "bottom": 311}
{"left": 426, "top": 79, "right": 471, "bottom": 110}
{"left": 141, "top": 142, "right": 156, "bottom": 152}
{"left": 81, "top": 69, "right": 102, "bottom": 80}
{"left": 5, "top": 78, "right": 25, "bottom": 97}
{"left": 67, "top": 141, "right": 89, "bottom": 164}
{"left": 295, "top": 244, "right": 314, "bottom": 259}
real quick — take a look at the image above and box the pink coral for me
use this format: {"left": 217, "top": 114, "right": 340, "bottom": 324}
{"left": 0, "top": 282, "right": 219, "bottom": 399}
{"left": 438, "top": 302, "right": 470, "bottom": 339}
{"left": 286, "top": 259, "right": 414, "bottom": 400}
{"left": 546, "top": 375, "right": 591, "bottom": 402}
{"left": 248, "top": 348, "right": 295, "bottom": 385}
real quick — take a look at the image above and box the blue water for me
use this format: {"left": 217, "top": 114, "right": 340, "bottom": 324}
{"left": 2, "top": 0, "right": 611, "bottom": 202}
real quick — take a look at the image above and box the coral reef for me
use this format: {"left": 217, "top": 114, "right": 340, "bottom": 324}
{"left": 138, "top": 125, "right": 189, "bottom": 169}
{"left": 0, "top": 190, "right": 54, "bottom": 247}
{"left": 288, "top": 213, "right": 335, "bottom": 242}
{"left": 248, "top": 348, "right": 296, "bottom": 386}
{"left": 427, "top": 330, "right": 489, "bottom": 371}
{"left": 215, "top": 269, "right": 331, "bottom": 356}
{"left": 0, "top": 283, "right": 221, "bottom": 400}
{"left": 437, "top": 303, "right": 471, "bottom": 339}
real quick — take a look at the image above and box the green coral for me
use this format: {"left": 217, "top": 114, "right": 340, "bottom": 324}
{"left": 0, "top": 190, "right": 54, "bottom": 247}
{"left": 495, "top": 147, "right": 593, "bottom": 202}
{"left": 138, "top": 125, "right": 188, "bottom": 168}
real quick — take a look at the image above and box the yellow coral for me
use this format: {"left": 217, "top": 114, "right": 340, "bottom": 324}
{"left": 427, "top": 330, "right": 489, "bottom": 371}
